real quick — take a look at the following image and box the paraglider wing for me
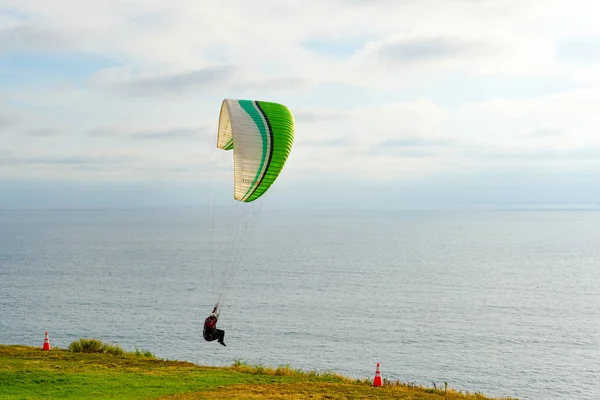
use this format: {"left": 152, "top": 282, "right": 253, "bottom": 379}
{"left": 217, "top": 99, "right": 294, "bottom": 203}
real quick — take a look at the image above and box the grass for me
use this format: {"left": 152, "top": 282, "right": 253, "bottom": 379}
{"left": 0, "top": 342, "right": 519, "bottom": 399}
{"left": 67, "top": 338, "right": 156, "bottom": 359}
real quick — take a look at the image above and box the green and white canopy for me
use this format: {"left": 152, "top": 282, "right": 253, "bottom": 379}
{"left": 217, "top": 99, "right": 295, "bottom": 203}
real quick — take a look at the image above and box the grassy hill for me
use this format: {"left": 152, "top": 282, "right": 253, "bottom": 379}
{"left": 0, "top": 341, "right": 517, "bottom": 399}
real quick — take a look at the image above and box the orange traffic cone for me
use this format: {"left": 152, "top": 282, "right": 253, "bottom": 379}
{"left": 42, "top": 332, "right": 51, "bottom": 351}
{"left": 373, "top": 362, "right": 382, "bottom": 387}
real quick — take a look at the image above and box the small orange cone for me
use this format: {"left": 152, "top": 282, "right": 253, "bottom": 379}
{"left": 373, "top": 362, "right": 382, "bottom": 387}
{"left": 42, "top": 332, "right": 51, "bottom": 351}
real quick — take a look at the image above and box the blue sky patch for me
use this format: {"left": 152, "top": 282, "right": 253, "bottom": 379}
{"left": 0, "top": 5, "right": 28, "bottom": 21}
{"left": 557, "top": 39, "right": 600, "bottom": 63}
{"left": 0, "top": 51, "right": 119, "bottom": 87}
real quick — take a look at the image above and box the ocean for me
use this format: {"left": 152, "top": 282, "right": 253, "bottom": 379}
{"left": 1, "top": 207, "right": 599, "bottom": 400}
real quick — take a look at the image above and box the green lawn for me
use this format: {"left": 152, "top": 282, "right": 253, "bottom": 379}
{"left": 0, "top": 344, "right": 517, "bottom": 399}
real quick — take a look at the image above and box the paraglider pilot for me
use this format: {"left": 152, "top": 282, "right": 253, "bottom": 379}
{"left": 203, "top": 304, "right": 226, "bottom": 346}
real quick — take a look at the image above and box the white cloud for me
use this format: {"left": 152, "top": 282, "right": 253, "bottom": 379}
{"left": 456, "top": 89, "right": 600, "bottom": 147}
{"left": 572, "top": 64, "right": 600, "bottom": 86}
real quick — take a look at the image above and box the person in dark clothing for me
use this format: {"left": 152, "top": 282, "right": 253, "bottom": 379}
{"left": 203, "top": 305, "right": 226, "bottom": 346}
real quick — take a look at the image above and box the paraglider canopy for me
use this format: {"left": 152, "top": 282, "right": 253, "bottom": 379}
{"left": 217, "top": 99, "right": 294, "bottom": 203}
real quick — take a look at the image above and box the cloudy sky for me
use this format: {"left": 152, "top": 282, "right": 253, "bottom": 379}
{"left": 1, "top": 0, "right": 599, "bottom": 208}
